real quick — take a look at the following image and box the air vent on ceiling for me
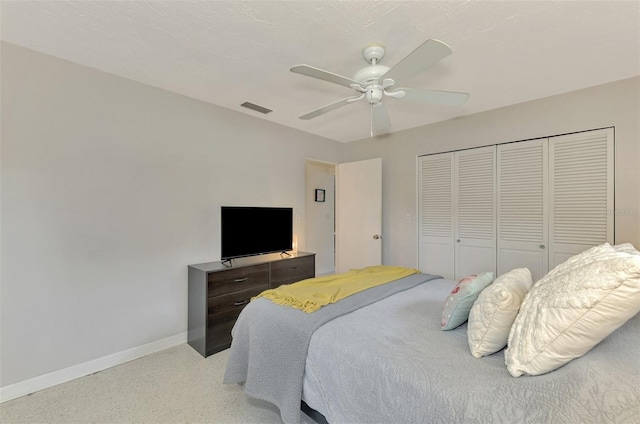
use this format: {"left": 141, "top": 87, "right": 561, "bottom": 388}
{"left": 241, "top": 102, "right": 272, "bottom": 114}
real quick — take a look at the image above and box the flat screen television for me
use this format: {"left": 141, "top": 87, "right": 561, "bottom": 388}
{"left": 221, "top": 206, "right": 293, "bottom": 260}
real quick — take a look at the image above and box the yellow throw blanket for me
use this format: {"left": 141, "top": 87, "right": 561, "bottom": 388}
{"left": 253, "top": 265, "right": 421, "bottom": 313}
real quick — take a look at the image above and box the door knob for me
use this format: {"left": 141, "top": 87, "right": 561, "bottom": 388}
{"left": 373, "top": 235, "right": 382, "bottom": 240}
{"left": 540, "top": 244, "right": 546, "bottom": 249}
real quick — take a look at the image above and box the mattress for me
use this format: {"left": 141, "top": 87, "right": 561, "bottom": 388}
{"left": 302, "top": 278, "right": 640, "bottom": 423}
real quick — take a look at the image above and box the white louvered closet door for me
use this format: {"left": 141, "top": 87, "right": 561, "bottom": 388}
{"left": 549, "top": 128, "right": 614, "bottom": 267}
{"left": 418, "top": 153, "right": 455, "bottom": 279}
{"left": 497, "top": 140, "right": 549, "bottom": 282}
{"left": 454, "top": 146, "right": 496, "bottom": 280}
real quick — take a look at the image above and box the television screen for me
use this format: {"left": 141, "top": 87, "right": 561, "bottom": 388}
{"left": 221, "top": 206, "right": 293, "bottom": 260}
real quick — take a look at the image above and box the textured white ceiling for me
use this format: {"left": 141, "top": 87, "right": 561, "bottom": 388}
{"left": 2, "top": 1, "right": 639, "bottom": 143}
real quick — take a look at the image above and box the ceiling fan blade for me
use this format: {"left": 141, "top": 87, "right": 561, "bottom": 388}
{"left": 299, "top": 96, "right": 360, "bottom": 120}
{"left": 394, "top": 88, "right": 469, "bottom": 105}
{"left": 382, "top": 39, "right": 452, "bottom": 84}
{"left": 291, "top": 65, "right": 362, "bottom": 89}
{"left": 371, "top": 102, "right": 391, "bottom": 135}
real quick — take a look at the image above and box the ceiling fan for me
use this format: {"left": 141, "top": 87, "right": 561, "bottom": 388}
{"left": 290, "top": 39, "right": 469, "bottom": 136}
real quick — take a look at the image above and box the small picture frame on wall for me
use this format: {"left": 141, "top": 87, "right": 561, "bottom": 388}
{"left": 315, "top": 189, "right": 325, "bottom": 202}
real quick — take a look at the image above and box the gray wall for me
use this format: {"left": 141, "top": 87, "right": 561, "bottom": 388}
{"left": 343, "top": 76, "right": 640, "bottom": 269}
{"left": 0, "top": 43, "right": 342, "bottom": 387}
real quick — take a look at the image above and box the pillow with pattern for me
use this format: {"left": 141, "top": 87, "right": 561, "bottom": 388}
{"left": 441, "top": 272, "right": 495, "bottom": 331}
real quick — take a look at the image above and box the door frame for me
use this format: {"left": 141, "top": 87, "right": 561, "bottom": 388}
{"left": 305, "top": 159, "right": 337, "bottom": 275}
{"left": 305, "top": 157, "right": 383, "bottom": 275}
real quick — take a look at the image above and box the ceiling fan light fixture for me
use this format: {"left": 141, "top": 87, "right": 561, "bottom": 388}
{"left": 365, "top": 85, "right": 383, "bottom": 104}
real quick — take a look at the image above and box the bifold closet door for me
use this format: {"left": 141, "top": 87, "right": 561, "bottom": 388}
{"left": 418, "top": 153, "right": 455, "bottom": 279}
{"left": 549, "top": 128, "right": 614, "bottom": 267}
{"left": 418, "top": 147, "right": 496, "bottom": 280}
{"left": 497, "top": 139, "right": 549, "bottom": 282}
{"left": 454, "top": 146, "right": 496, "bottom": 279}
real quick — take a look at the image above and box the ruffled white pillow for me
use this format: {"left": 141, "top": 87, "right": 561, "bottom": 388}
{"left": 614, "top": 242, "right": 640, "bottom": 256}
{"left": 505, "top": 243, "right": 640, "bottom": 377}
{"left": 467, "top": 268, "right": 533, "bottom": 358}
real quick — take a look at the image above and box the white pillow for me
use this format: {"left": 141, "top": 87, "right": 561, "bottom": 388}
{"left": 505, "top": 244, "right": 640, "bottom": 377}
{"left": 467, "top": 268, "right": 533, "bottom": 358}
{"left": 441, "top": 272, "right": 494, "bottom": 330}
{"left": 614, "top": 242, "right": 640, "bottom": 256}
{"left": 540, "top": 243, "right": 618, "bottom": 281}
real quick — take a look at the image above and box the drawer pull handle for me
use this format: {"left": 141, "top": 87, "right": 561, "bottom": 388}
{"left": 234, "top": 278, "right": 248, "bottom": 283}
{"left": 234, "top": 300, "right": 249, "bottom": 307}
{"left": 288, "top": 267, "right": 299, "bottom": 271}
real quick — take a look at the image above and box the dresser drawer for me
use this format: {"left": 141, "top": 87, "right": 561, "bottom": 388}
{"left": 208, "top": 264, "right": 269, "bottom": 297}
{"left": 270, "top": 255, "right": 315, "bottom": 288}
{"left": 206, "top": 320, "right": 236, "bottom": 355}
{"left": 208, "top": 285, "right": 268, "bottom": 323}
{"left": 206, "top": 285, "right": 267, "bottom": 355}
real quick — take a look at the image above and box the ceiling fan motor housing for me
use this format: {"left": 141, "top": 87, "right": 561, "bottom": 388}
{"left": 354, "top": 64, "right": 390, "bottom": 84}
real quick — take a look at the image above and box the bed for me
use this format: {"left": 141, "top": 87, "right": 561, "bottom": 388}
{"left": 224, "top": 245, "right": 640, "bottom": 424}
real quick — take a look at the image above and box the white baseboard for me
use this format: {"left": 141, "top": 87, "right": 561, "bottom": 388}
{"left": 0, "top": 332, "right": 188, "bottom": 403}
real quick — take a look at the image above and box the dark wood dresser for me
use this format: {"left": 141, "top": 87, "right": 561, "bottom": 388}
{"left": 187, "top": 251, "right": 315, "bottom": 357}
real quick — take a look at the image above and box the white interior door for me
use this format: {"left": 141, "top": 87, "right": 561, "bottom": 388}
{"left": 335, "top": 158, "right": 382, "bottom": 274}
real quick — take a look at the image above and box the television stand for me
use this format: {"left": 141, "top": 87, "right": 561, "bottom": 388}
{"left": 187, "top": 251, "right": 315, "bottom": 357}
{"left": 280, "top": 251, "right": 292, "bottom": 257}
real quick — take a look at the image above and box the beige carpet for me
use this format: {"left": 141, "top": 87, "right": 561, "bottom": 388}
{"left": 0, "top": 344, "right": 317, "bottom": 424}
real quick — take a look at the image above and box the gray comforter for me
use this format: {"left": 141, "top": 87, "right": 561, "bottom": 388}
{"left": 302, "top": 278, "right": 640, "bottom": 424}
{"left": 223, "top": 272, "right": 441, "bottom": 424}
